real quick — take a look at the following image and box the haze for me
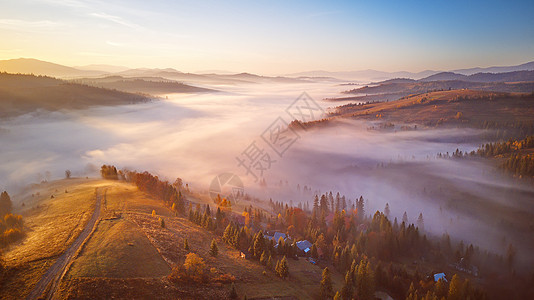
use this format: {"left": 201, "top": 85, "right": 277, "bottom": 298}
{"left": 1, "top": 0, "right": 534, "bottom": 74}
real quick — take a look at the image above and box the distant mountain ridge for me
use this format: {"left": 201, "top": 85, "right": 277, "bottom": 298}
{"left": 288, "top": 61, "right": 534, "bottom": 81}
{"left": 0, "top": 58, "right": 107, "bottom": 77}
{"left": 2, "top": 57, "right": 534, "bottom": 83}
{"left": 420, "top": 70, "right": 534, "bottom": 83}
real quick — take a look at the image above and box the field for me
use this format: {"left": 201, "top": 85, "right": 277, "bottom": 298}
{"left": 330, "top": 89, "right": 534, "bottom": 127}
{"left": 0, "top": 179, "right": 341, "bottom": 299}
{"left": 0, "top": 178, "right": 105, "bottom": 299}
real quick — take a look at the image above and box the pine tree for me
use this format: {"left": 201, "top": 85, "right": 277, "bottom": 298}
{"left": 267, "top": 255, "right": 273, "bottom": 270}
{"left": 184, "top": 238, "right": 190, "bottom": 251}
{"left": 320, "top": 267, "right": 334, "bottom": 299}
{"left": 229, "top": 282, "right": 238, "bottom": 299}
{"left": 384, "top": 203, "right": 390, "bottom": 218}
{"left": 276, "top": 256, "right": 289, "bottom": 278}
{"left": 402, "top": 211, "right": 408, "bottom": 224}
{"left": 253, "top": 231, "right": 265, "bottom": 258}
{"left": 448, "top": 274, "right": 461, "bottom": 300}
{"left": 0, "top": 191, "right": 12, "bottom": 216}
{"left": 210, "top": 239, "right": 218, "bottom": 257}
{"left": 341, "top": 270, "right": 353, "bottom": 300}
{"left": 260, "top": 251, "right": 267, "bottom": 265}
{"left": 417, "top": 213, "right": 424, "bottom": 231}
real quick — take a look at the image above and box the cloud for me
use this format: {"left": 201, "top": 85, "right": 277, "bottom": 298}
{"left": 106, "top": 41, "right": 123, "bottom": 47}
{"left": 0, "top": 19, "right": 60, "bottom": 31}
{"left": 89, "top": 12, "right": 142, "bottom": 30}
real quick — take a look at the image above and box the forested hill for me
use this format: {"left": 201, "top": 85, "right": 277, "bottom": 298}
{"left": 0, "top": 72, "right": 150, "bottom": 118}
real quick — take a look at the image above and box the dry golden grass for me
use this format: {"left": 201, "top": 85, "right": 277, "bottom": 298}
{"left": 4, "top": 178, "right": 107, "bottom": 264}
{"left": 67, "top": 218, "right": 170, "bottom": 278}
{"left": 0, "top": 178, "right": 107, "bottom": 299}
{"left": 336, "top": 89, "right": 534, "bottom": 126}
{"left": 3, "top": 179, "right": 346, "bottom": 299}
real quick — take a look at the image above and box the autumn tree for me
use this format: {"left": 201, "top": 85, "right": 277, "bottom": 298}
{"left": 65, "top": 169, "right": 71, "bottom": 179}
{"left": 210, "top": 239, "right": 219, "bottom": 257}
{"left": 260, "top": 251, "right": 267, "bottom": 265}
{"left": 341, "top": 270, "right": 353, "bottom": 300}
{"left": 355, "top": 258, "right": 374, "bottom": 300}
{"left": 267, "top": 255, "right": 273, "bottom": 270}
{"left": 448, "top": 274, "right": 461, "bottom": 300}
{"left": 253, "top": 231, "right": 265, "bottom": 258}
{"left": 276, "top": 256, "right": 289, "bottom": 278}
{"left": 320, "top": 267, "right": 334, "bottom": 299}
{"left": 184, "top": 252, "right": 205, "bottom": 278}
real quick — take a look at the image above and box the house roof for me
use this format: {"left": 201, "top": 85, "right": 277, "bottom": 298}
{"left": 296, "top": 240, "right": 313, "bottom": 251}
{"left": 434, "top": 273, "right": 447, "bottom": 282}
{"left": 273, "top": 232, "right": 286, "bottom": 242}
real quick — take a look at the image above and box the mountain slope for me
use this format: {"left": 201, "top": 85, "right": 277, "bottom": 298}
{"left": 0, "top": 73, "right": 150, "bottom": 117}
{"left": 74, "top": 76, "right": 217, "bottom": 94}
{"left": 453, "top": 61, "right": 534, "bottom": 75}
{"left": 0, "top": 58, "right": 106, "bottom": 78}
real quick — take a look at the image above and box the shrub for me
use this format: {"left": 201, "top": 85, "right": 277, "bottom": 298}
{"left": 169, "top": 253, "right": 206, "bottom": 284}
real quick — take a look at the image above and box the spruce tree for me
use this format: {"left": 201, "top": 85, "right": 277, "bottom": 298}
{"left": 260, "top": 251, "right": 267, "bottom": 265}
{"left": 210, "top": 239, "right": 218, "bottom": 257}
{"left": 276, "top": 256, "right": 288, "bottom": 278}
{"left": 0, "top": 191, "right": 12, "bottom": 216}
{"left": 184, "top": 238, "right": 190, "bottom": 251}
{"left": 229, "top": 282, "right": 238, "bottom": 299}
{"left": 320, "top": 267, "right": 333, "bottom": 299}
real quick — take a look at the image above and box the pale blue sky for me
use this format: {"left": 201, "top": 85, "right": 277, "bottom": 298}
{"left": 1, "top": 0, "right": 533, "bottom": 74}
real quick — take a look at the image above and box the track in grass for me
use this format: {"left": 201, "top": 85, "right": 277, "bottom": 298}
{"left": 26, "top": 187, "right": 104, "bottom": 300}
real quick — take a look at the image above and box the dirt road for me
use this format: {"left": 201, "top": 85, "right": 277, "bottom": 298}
{"left": 26, "top": 188, "right": 103, "bottom": 300}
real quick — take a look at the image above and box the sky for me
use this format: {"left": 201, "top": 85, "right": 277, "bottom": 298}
{"left": 1, "top": 0, "right": 533, "bottom": 74}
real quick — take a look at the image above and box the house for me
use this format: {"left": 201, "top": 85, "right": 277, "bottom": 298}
{"left": 273, "top": 232, "right": 286, "bottom": 243}
{"left": 295, "top": 240, "right": 313, "bottom": 255}
{"left": 433, "top": 273, "right": 447, "bottom": 282}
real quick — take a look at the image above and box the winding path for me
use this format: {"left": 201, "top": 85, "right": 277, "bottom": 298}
{"left": 26, "top": 187, "right": 103, "bottom": 300}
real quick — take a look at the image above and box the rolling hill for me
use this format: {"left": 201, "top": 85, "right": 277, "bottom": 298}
{"left": 0, "top": 58, "right": 107, "bottom": 78}
{"left": 73, "top": 76, "right": 217, "bottom": 94}
{"left": 0, "top": 73, "right": 150, "bottom": 118}
{"left": 309, "top": 89, "right": 534, "bottom": 130}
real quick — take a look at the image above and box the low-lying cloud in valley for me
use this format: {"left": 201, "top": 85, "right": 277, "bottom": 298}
{"left": 1, "top": 82, "right": 533, "bottom": 268}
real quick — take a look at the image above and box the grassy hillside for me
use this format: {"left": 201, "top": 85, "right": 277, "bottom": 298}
{"left": 326, "top": 90, "right": 534, "bottom": 129}
{"left": 0, "top": 73, "right": 150, "bottom": 118}
{"left": 0, "top": 178, "right": 106, "bottom": 299}
{"left": 1, "top": 179, "right": 344, "bottom": 299}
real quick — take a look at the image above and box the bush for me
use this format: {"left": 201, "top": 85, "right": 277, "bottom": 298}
{"left": 1, "top": 228, "right": 24, "bottom": 246}
{"left": 169, "top": 253, "right": 206, "bottom": 284}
